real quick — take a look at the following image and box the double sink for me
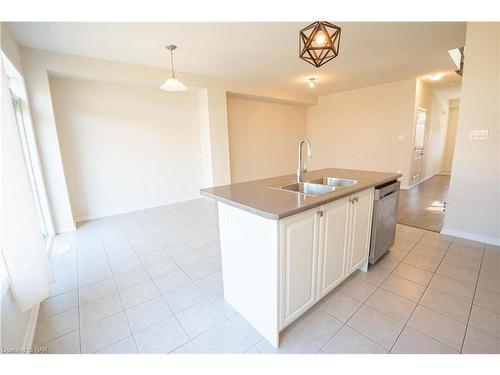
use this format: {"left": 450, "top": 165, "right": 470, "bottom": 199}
{"left": 276, "top": 177, "right": 358, "bottom": 196}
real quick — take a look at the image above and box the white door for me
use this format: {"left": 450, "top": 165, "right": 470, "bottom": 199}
{"left": 280, "top": 210, "right": 319, "bottom": 327}
{"left": 347, "top": 189, "right": 374, "bottom": 274}
{"left": 411, "top": 108, "right": 427, "bottom": 186}
{"left": 316, "top": 198, "right": 349, "bottom": 300}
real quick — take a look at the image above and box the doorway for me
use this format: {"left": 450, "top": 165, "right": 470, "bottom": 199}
{"left": 398, "top": 94, "right": 460, "bottom": 232}
{"left": 397, "top": 174, "right": 450, "bottom": 232}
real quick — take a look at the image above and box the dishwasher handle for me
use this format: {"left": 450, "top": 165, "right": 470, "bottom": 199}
{"left": 374, "top": 180, "right": 401, "bottom": 201}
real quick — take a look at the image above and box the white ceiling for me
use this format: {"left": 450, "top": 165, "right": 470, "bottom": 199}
{"left": 6, "top": 22, "right": 466, "bottom": 96}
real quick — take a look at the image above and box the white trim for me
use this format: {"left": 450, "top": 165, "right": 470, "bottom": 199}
{"left": 1, "top": 277, "right": 9, "bottom": 296}
{"left": 74, "top": 196, "right": 204, "bottom": 223}
{"left": 404, "top": 172, "right": 443, "bottom": 190}
{"left": 45, "top": 234, "right": 55, "bottom": 257}
{"left": 441, "top": 227, "right": 500, "bottom": 246}
{"left": 22, "top": 303, "right": 40, "bottom": 353}
{"left": 439, "top": 169, "right": 452, "bottom": 176}
{"left": 420, "top": 174, "right": 435, "bottom": 184}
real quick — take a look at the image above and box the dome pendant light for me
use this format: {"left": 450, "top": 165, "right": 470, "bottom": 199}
{"left": 160, "top": 44, "right": 187, "bottom": 91}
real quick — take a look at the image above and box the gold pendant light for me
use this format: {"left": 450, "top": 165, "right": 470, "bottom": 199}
{"left": 299, "top": 21, "right": 341, "bottom": 68}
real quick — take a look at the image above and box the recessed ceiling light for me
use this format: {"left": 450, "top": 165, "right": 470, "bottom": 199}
{"left": 428, "top": 73, "right": 445, "bottom": 81}
{"left": 308, "top": 77, "right": 316, "bottom": 88}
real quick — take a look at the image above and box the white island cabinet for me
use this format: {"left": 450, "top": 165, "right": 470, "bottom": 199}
{"left": 217, "top": 187, "right": 374, "bottom": 348}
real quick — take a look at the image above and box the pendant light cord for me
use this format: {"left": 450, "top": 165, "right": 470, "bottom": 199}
{"left": 170, "top": 48, "right": 176, "bottom": 78}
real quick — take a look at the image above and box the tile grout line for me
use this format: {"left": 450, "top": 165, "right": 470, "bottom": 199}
{"left": 318, "top": 233, "right": 421, "bottom": 353}
{"left": 147, "top": 211, "right": 252, "bottom": 352}
{"left": 459, "top": 243, "right": 486, "bottom": 353}
{"left": 115, "top": 215, "right": 163, "bottom": 354}
{"left": 348, "top": 233, "right": 423, "bottom": 353}
{"left": 45, "top": 213, "right": 494, "bottom": 354}
{"left": 97, "top": 219, "right": 140, "bottom": 353}
{"left": 41, "top": 242, "right": 225, "bottom": 353}
{"left": 388, "top": 234, "right": 458, "bottom": 353}
{"left": 325, "top": 230, "right": 449, "bottom": 353}
{"left": 132, "top": 217, "right": 205, "bottom": 353}
{"left": 72, "top": 208, "right": 225, "bottom": 353}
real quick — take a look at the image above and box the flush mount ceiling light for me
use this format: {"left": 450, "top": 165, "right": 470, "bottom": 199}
{"left": 428, "top": 73, "right": 445, "bottom": 81}
{"left": 308, "top": 77, "right": 316, "bottom": 88}
{"left": 160, "top": 45, "right": 187, "bottom": 91}
{"left": 299, "top": 21, "right": 341, "bottom": 68}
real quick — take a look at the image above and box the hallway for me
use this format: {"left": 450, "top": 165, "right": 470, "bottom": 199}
{"left": 397, "top": 175, "right": 451, "bottom": 232}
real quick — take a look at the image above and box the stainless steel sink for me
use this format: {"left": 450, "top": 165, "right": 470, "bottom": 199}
{"left": 278, "top": 182, "right": 335, "bottom": 196}
{"left": 308, "top": 177, "right": 358, "bottom": 188}
{"left": 272, "top": 177, "right": 358, "bottom": 196}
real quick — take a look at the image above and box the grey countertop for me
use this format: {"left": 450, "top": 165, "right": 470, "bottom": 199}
{"left": 200, "top": 168, "right": 402, "bottom": 220}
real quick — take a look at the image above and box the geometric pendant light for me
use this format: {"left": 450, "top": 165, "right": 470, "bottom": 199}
{"left": 160, "top": 44, "right": 187, "bottom": 91}
{"left": 299, "top": 21, "right": 341, "bottom": 68}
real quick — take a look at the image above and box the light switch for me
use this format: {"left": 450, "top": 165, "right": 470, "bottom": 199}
{"left": 398, "top": 135, "right": 406, "bottom": 141}
{"left": 469, "top": 129, "right": 489, "bottom": 140}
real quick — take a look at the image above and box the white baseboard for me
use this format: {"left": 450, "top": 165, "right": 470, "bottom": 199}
{"left": 22, "top": 303, "right": 40, "bottom": 353}
{"left": 73, "top": 196, "right": 202, "bottom": 224}
{"left": 420, "top": 174, "right": 435, "bottom": 183}
{"left": 403, "top": 172, "right": 447, "bottom": 190}
{"left": 441, "top": 227, "right": 500, "bottom": 246}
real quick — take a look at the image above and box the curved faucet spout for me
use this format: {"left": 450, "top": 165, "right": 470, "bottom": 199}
{"left": 297, "top": 138, "right": 312, "bottom": 183}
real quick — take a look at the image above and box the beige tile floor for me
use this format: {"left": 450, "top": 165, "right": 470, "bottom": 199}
{"left": 34, "top": 198, "right": 500, "bottom": 354}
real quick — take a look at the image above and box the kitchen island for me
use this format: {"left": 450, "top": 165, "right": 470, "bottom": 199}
{"left": 201, "top": 168, "right": 401, "bottom": 347}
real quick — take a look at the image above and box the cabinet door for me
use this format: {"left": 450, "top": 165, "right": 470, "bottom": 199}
{"left": 279, "top": 210, "right": 319, "bottom": 328}
{"left": 316, "top": 198, "right": 349, "bottom": 300}
{"left": 347, "top": 188, "right": 374, "bottom": 275}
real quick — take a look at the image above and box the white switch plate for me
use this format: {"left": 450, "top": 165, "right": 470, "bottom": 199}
{"left": 469, "top": 129, "right": 489, "bottom": 140}
{"left": 398, "top": 135, "right": 406, "bottom": 141}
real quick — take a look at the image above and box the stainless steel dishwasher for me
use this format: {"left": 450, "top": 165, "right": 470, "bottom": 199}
{"left": 369, "top": 180, "right": 400, "bottom": 264}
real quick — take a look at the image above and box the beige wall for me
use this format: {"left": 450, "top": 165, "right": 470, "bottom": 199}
{"left": 50, "top": 76, "right": 206, "bottom": 221}
{"left": 21, "top": 48, "right": 315, "bottom": 233}
{"left": 443, "top": 23, "right": 500, "bottom": 245}
{"left": 409, "top": 80, "right": 450, "bottom": 183}
{"left": 422, "top": 84, "right": 450, "bottom": 180}
{"left": 441, "top": 99, "right": 460, "bottom": 173}
{"left": 409, "top": 79, "right": 432, "bottom": 183}
{"left": 227, "top": 95, "right": 307, "bottom": 183}
{"left": 306, "top": 79, "right": 416, "bottom": 187}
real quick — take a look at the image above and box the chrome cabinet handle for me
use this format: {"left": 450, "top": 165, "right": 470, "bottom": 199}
{"left": 317, "top": 210, "right": 323, "bottom": 217}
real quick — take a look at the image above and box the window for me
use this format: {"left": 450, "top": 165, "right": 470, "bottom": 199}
{"left": 414, "top": 108, "right": 426, "bottom": 152}
{"left": 11, "top": 94, "right": 49, "bottom": 241}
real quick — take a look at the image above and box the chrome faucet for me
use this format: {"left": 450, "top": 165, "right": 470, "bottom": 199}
{"left": 297, "top": 138, "right": 312, "bottom": 183}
